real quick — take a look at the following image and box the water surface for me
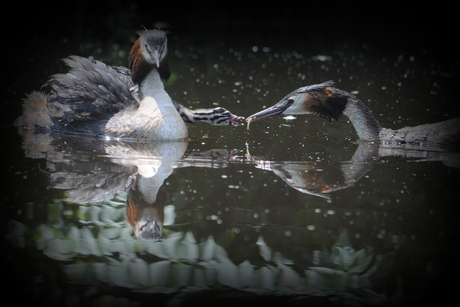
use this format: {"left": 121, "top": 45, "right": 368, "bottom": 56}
{"left": 3, "top": 33, "right": 460, "bottom": 306}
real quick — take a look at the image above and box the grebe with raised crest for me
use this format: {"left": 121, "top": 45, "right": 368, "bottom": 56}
{"left": 247, "top": 81, "right": 460, "bottom": 150}
{"left": 15, "top": 29, "right": 243, "bottom": 140}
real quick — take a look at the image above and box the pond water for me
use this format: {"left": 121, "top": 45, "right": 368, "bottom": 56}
{"left": 2, "top": 32, "right": 460, "bottom": 306}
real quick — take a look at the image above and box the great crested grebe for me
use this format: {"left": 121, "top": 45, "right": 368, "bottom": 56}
{"left": 15, "top": 29, "right": 243, "bottom": 140}
{"left": 247, "top": 81, "right": 460, "bottom": 149}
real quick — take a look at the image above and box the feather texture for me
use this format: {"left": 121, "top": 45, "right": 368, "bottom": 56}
{"left": 46, "top": 56, "right": 138, "bottom": 134}
{"left": 16, "top": 30, "right": 243, "bottom": 138}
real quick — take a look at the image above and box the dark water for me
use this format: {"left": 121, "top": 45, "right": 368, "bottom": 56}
{"left": 2, "top": 14, "right": 460, "bottom": 307}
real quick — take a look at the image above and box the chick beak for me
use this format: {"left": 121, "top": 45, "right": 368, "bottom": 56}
{"left": 246, "top": 102, "right": 292, "bottom": 123}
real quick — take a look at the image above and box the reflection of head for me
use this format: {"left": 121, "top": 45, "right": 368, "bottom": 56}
{"left": 126, "top": 187, "right": 166, "bottom": 241}
{"left": 271, "top": 163, "right": 345, "bottom": 198}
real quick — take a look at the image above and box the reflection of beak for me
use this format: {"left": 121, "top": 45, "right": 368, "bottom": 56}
{"left": 246, "top": 103, "right": 291, "bottom": 123}
{"left": 137, "top": 220, "right": 162, "bottom": 241}
{"left": 140, "top": 220, "right": 160, "bottom": 233}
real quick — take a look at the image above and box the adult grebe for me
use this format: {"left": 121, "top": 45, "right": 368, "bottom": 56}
{"left": 15, "top": 30, "right": 243, "bottom": 140}
{"left": 247, "top": 81, "right": 460, "bottom": 149}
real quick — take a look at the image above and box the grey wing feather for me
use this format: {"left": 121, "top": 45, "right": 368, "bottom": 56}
{"left": 45, "top": 56, "right": 241, "bottom": 132}
{"left": 47, "top": 56, "right": 138, "bottom": 132}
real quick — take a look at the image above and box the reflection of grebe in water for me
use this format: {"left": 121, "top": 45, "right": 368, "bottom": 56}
{"left": 106, "top": 141, "right": 188, "bottom": 241}
{"left": 247, "top": 81, "right": 460, "bottom": 150}
{"left": 19, "top": 133, "right": 242, "bottom": 241}
{"left": 126, "top": 176, "right": 168, "bottom": 241}
{"left": 246, "top": 139, "right": 460, "bottom": 199}
{"left": 15, "top": 30, "right": 243, "bottom": 140}
{"left": 246, "top": 142, "right": 376, "bottom": 199}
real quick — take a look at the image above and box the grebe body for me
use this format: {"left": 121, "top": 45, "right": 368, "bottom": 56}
{"left": 16, "top": 30, "right": 242, "bottom": 140}
{"left": 247, "top": 81, "right": 460, "bottom": 150}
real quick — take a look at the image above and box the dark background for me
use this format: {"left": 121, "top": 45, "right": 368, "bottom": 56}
{"left": 3, "top": 1, "right": 457, "bottom": 96}
{"left": 1, "top": 3, "right": 459, "bottom": 306}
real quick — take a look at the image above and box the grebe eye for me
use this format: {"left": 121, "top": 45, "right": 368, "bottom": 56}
{"left": 287, "top": 99, "right": 294, "bottom": 105}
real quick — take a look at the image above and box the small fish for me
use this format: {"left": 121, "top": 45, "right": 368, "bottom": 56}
{"left": 245, "top": 116, "right": 255, "bottom": 131}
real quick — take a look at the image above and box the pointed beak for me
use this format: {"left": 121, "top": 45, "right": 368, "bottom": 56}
{"left": 246, "top": 101, "right": 292, "bottom": 123}
{"left": 147, "top": 49, "right": 161, "bottom": 67}
{"left": 153, "top": 49, "right": 161, "bottom": 67}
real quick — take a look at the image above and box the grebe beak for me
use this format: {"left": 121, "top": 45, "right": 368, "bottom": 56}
{"left": 246, "top": 98, "right": 294, "bottom": 123}
{"left": 149, "top": 49, "right": 161, "bottom": 67}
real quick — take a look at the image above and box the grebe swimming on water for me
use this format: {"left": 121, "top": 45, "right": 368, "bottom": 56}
{"left": 15, "top": 29, "right": 243, "bottom": 140}
{"left": 247, "top": 81, "right": 460, "bottom": 150}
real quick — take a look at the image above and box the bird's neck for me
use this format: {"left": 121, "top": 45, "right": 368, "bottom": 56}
{"left": 342, "top": 96, "right": 382, "bottom": 141}
{"left": 137, "top": 68, "right": 188, "bottom": 139}
{"left": 138, "top": 68, "right": 166, "bottom": 102}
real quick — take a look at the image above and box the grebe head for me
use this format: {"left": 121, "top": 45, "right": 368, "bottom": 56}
{"left": 246, "top": 81, "right": 348, "bottom": 123}
{"left": 138, "top": 29, "right": 168, "bottom": 67}
{"left": 129, "top": 29, "right": 170, "bottom": 84}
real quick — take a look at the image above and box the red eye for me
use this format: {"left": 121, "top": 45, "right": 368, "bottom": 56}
{"left": 288, "top": 99, "right": 294, "bottom": 105}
